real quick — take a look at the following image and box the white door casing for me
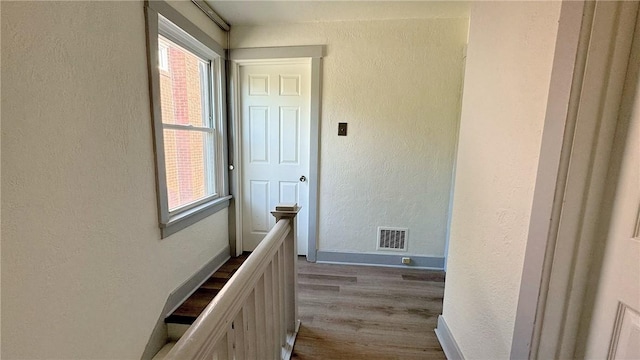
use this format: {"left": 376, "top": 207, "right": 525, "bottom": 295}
{"left": 583, "top": 20, "right": 640, "bottom": 358}
{"left": 511, "top": 2, "right": 640, "bottom": 358}
{"left": 239, "top": 60, "right": 311, "bottom": 254}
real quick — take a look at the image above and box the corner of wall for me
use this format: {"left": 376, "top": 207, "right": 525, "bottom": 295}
{"left": 441, "top": 1, "right": 562, "bottom": 358}
{"left": 435, "top": 315, "right": 465, "bottom": 360}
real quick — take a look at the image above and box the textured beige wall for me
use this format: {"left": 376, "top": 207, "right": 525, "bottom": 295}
{"left": 232, "top": 18, "right": 467, "bottom": 257}
{"left": 441, "top": 2, "right": 561, "bottom": 358}
{"left": 1, "top": 1, "right": 228, "bottom": 358}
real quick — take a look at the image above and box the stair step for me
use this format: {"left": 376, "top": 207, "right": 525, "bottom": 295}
{"left": 152, "top": 342, "right": 176, "bottom": 360}
{"left": 200, "top": 277, "right": 227, "bottom": 290}
{"left": 154, "top": 252, "right": 251, "bottom": 360}
{"left": 165, "top": 252, "right": 250, "bottom": 326}
{"left": 167, "top": 323, "right": 190, "bottom": 341}
{"left": 165, "top": 288, "right": 220, "bottom": 324}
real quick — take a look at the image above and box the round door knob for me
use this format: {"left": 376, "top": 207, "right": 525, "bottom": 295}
{"left": 299, "top": 175, "right": 306, "bottom": 182}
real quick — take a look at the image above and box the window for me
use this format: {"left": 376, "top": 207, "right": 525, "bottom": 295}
{"left": 158, "top": 35, "right": 217, "bottom": 211}
{"left": 146, "top": 2, "right": 229, "bottom": 238}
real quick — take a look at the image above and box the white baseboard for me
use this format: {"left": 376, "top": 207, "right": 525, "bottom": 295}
{"left": 435, "top": 315, "right": 464, "bottom": 360}
{"left": 315, "top": 250, "right": 444, "bottom": 270}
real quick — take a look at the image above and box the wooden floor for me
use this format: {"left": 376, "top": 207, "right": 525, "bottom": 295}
{"left": 165, "top": 254, "right": 446, "bottom": 359}
{"left": 292, "top": 258, "right": 446, "bottom": 360}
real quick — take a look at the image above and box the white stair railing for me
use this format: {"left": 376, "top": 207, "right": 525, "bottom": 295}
{"left": 165, "top": 207, "right": 301, "bottom": 360}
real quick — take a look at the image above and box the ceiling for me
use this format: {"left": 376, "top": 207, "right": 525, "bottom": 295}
{"left": 204, "top": 1, "right": 470, "bottom": 26}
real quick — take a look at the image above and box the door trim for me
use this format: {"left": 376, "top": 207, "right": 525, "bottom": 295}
{"left": 511, "top": 1, "right": 639, "bottom": 358}
{"left": 230, "top": 45, "right": 324, "bottom": 60}
{"left": 228, "top": 46, "right": 324, "bottom": 261}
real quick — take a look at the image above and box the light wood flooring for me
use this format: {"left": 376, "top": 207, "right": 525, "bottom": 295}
{"left": 292, "top": 258, "right": 446, "bottom": 360}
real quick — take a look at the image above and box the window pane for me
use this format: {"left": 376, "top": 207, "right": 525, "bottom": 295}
{"left": 163, "top": 128, "right": 216, "bottom": 211}
{"left": 158, "top": 35, "right": 212, "bottom": 128}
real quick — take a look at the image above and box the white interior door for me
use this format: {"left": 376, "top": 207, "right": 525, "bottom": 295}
{"left": 240, "top": 61, "right": 310, "bottom": 255}
{"left": 584, "top": 36, "right": 640, "bottom": 358}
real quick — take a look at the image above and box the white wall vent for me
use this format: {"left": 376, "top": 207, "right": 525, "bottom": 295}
{"left": 377, "top": 227, "right": 408, "bottom": 251}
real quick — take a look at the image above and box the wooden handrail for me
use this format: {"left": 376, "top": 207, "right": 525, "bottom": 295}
{"left": 165, "top": 207, "right": 300, "bottom": 360}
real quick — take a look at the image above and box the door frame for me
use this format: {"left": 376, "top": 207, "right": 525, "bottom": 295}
{"left": 227, "top": 46, "right": 324, "bottom": 261}
{"left": 511, "top": 1, "right": 639, "bottom": 358}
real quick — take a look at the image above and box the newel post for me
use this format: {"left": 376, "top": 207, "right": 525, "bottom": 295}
{"left": 271, "top": 206, "right": 301, "bottom": 337}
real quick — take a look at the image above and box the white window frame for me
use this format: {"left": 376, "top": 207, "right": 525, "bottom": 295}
{"left": 158, "top": 41, "right": 169, "bottom": 71}
{"left": 145, "top": 0, "right": 230, "bottom": 238}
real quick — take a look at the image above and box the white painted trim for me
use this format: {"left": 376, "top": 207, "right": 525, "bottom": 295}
{"left": 569, "top": 5, "right": 639, "bottom": 357}
{"left": 435, "top": 315, "right": 464, "bottom": 360}
{"left": 228, "top": 61, "right": 244, "bottom": 256}
{"left": 230, "top": 58, "right": 311, "bottom": 66}
{"left": 228, "top": 46, "right": 324, "bottom": 260}
{"left": 513, "top": 1, "right": 639, "bottom": 358}
{"left": 510, "top": 2, "right": 586, "bottom": 357}
{"left": 147, "top": 0, "right": 225, "bottom": 56}
{"left": 307, "top": 57, "right": 322, "bottom": 262}
{"left": 230, "top": 46, "right": 325, "bottom": 60}
{"left": 144, "top": 2, "right": 229, "bottom": 238}
{"left": 316, "top": 250, "right": 444, "bottom": 270}
{"left": 161, "top": 196, "right": 231, "bottom": 238}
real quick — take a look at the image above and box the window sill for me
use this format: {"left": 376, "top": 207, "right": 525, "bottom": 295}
{"left": 161, "top": 195, "right": 232, "bottom": 238}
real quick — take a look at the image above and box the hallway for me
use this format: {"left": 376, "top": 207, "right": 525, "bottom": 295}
{"left": 292, "top": 258, "right": 446, "bottom": 359}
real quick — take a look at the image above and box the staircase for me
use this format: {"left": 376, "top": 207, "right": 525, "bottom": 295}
{"left": 152, "top": 207, "right": 301, "bottom": 360}
{"left": 153, "top": 253, "right": 251, "bottom": 359}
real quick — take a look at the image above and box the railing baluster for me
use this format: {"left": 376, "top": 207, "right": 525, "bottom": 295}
{"left": 243, "top": 291, "right": 256, "bottom": 359}
{"left": 165, "top": 207, "right": 300, "bottom": 360}
{"left": 232, "top": 312, "right": 245, "bottom": 360}
{"left": 255, "top": 274, "right": 267, "bottom": 356}
{"left": 226, "top": 321, "right": 234, "bottom": 360}
{"left": 213, "top": 333, "right": 229, "bottom": 360}
{"left": 283, "top": 225, "right": 296, "bottom": 334}
{"left": 273, "top": 248, "right": 283, "bottom": 357}
{"left": 278, "top": 247, "right": 286, "bottom": 354}
{"left": 264, "top": 262, "right": 275, "bottom": 358}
